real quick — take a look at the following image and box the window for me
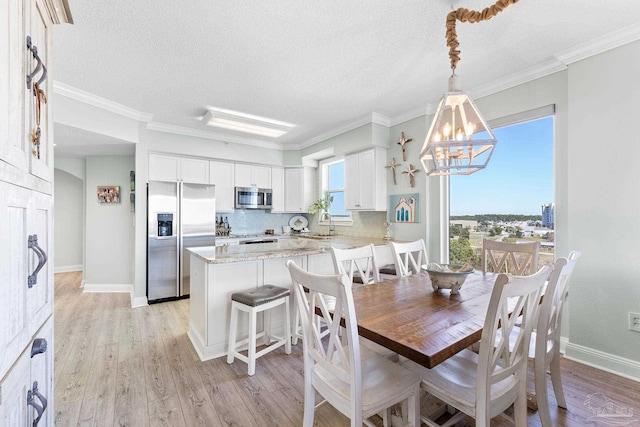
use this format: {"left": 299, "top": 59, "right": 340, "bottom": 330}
{"left": 448, "top": 115, "right": 554, "bottom": 267}
{"left": 319, "top": 158, "right": 352, "bottom": 223}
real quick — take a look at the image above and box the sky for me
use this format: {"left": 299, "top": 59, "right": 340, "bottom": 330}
{"left": 450, "top": 116, "right": 554, "bottom": 216}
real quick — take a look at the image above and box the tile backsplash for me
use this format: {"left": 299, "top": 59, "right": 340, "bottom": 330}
{"left": 220, "top": 210, "right": 298, "bottom": 235}
{"left": 308, "top": 211, "right": 387, "bottom": 238}
{"left": 222, "top": 210, "right": 387, "bottom": 238}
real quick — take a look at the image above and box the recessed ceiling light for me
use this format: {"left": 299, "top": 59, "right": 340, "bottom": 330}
{"left": 202, "top": 107, "right": 295, "bottom": 138}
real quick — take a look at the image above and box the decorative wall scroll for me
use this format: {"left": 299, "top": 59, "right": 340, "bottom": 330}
{"left": 385, "top": 157, "right": 402, "bottom": 185}
{"left": 397, "top": 131, "right": 413, "bottom": 161}
{"left": 389, "top": 193, "right": 420, "bottom": 223}
{"left": 97, "top": 186, "right": 121, "bottom": 203}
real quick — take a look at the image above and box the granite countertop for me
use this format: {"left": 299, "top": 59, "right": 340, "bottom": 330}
{"left": 188, "top": 235, "right": 395, "bottom": 264}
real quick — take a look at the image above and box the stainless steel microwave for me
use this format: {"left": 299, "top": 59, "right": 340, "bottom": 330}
{"left": 235, "top": 187, "right": 272, "bottom": 210}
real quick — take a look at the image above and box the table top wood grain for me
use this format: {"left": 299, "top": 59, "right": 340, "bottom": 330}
{"left": 351, "top": 271, "right": 498, "bottom": 368}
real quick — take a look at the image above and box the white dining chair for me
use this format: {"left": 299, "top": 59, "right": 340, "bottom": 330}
{"left": 402, "top": 264, "right": 553, "bottom": 427}
{"left": 500, "top": 250, "right": 581, "bottom": 426}
{"left": 331, "top": 244, "right": 381, "bottom": 284}
{"left": 390, "top": 239, "right": 428, "bottom": 277}
{"left": 286, "top": 260, "right": 421, "bottom": 427}
{"left": 482, "top": 239, "right": 540, "bottom": 275}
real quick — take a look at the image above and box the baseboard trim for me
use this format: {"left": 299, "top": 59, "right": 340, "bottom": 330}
{"left": 131, "top": 294, "right": 148, "bottom": 308}
{"left": 188, "top": 324, "right": 226, "bottom": 362}
{"left": 54, "top": 265, "right": 83, "bottom": 273}
{"left": 564, "top": 341, "right": 640, "bottom": 382}
{"left": 83, "top": 283, "right": 132, "bottom": 293}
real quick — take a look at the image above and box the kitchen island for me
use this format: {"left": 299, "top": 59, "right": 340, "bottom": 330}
{"left": 187, "top": 236, "right": 393, "bottom": 361}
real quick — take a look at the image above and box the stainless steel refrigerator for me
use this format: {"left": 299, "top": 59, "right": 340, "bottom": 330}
{"left": 147, "top": 181, "right": 216, "bottom": 303}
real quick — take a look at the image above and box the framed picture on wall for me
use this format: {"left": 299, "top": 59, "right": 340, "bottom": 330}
{"left": 389, "top": 193, "right": 420, "bottom": 223}
{"left": 97, "top": 186, "right": 121, "bottom": 203}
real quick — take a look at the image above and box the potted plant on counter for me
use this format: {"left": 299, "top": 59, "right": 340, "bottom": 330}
{"left": 309, "top": 191, "right": 333, "bottom": 222}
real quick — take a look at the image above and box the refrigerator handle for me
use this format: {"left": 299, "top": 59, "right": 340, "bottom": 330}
{"left": 177, "top": 181, "right": 182, "bottom": 298}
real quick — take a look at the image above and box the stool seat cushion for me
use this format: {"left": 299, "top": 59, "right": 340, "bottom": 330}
{"left": 379, "top": 264, "right": 397, "bottom": 275}
{"left": 232, "top": 285, "right": 291, "bottom": 307}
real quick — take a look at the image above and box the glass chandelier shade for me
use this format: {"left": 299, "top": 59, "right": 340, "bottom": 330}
{"left": 420, "top": 75, "right": 497, "bottom": 176}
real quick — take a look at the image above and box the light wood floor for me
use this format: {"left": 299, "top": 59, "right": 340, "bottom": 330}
{"left": 53, "top": 271, "right": 640, "bottom": 426}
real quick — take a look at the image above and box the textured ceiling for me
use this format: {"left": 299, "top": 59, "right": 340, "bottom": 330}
{"left": 52, "top": 0, "right": 640, "bottom": 157}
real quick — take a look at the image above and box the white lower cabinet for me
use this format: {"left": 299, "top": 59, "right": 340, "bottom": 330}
{"left": 0, "top": 316, "right": 53, "bottom": 427}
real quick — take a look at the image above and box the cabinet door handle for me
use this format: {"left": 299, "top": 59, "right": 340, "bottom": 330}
{"left": 31, "top": 338, "right": 48, "bottom": 357}
{"left": 28, "top": 234, "right": 48, "bottom": 288}
{"left": 27, "top": 381, "right": 47, "bottom": 426}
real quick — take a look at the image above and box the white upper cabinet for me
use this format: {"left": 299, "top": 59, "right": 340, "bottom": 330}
{"left": 234, "top": 163, "right": 271, "bottom": 188}
{"left": 345, "top": 147, "right": 387, "bottom": 211}
{"left": 148, "top": 153, "right": 209, "bottom": 184}
{"left": 0, "top": 0, "right": 54, "bottom": 184}
{"left": 271, "top": 167, "right": 285, "bottom": 212}
{"left": 284, "top": 167, "right": 314, "bottom": 213}
{"left": 209, "top": 160, "right": 235, "bottom": 212}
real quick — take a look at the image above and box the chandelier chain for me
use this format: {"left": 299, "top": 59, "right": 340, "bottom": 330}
{"left": 446, "top": 0, "right": 519, "bottom": 71}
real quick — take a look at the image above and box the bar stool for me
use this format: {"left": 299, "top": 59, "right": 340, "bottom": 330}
{"left": 227, "top": 285, "right": 292, "bottom": 376}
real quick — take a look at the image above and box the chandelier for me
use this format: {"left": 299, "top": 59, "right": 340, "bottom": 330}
{"left": 420, "top": 0, "right": 519, "bottom": 176}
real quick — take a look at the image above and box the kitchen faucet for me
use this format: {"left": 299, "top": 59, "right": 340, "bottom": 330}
{"left": 327, "top": 213, "right": 335, "bottom": 235}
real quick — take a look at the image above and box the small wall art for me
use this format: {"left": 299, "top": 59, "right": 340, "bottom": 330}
{"left": 389, "top": 193, "right": 420, "bottom": 223}
{"left": 97, "top": 186, "right": 121, "bottom": 203}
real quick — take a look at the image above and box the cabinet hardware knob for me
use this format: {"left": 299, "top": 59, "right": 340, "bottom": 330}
{"left": 31, "top": 338, "right": 47, "bottom": 357}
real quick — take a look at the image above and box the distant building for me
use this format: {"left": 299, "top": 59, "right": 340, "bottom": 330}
{"left": 450, "top": 219, "right": 478, "bottom": 230}
{"left": 541, "top": 203, "right": 554, "bottom": 229}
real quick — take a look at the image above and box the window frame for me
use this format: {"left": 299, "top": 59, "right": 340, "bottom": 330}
{"left": 318, "top": 157, "right": 353, "bottom": 225}
{"left": 442, "top": 105, "right": 556, "bottom": 263}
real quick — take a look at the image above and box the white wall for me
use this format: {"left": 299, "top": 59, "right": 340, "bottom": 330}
{"left": 565, "top": 40, "right": 640, "bottom": 372}
{"left": 53, "top": 168, "right": 84, "bottom": 271}
{"left": 84, "top": 155, "right": 135, "bottom": 288}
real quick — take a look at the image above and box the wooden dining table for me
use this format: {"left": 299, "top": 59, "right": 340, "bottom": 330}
{"left": 351, "top": 270, "right": 499, "bottom": 369}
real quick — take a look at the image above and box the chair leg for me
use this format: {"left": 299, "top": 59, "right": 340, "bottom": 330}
{"left": 227, "top": 302, "right": 239, "bottom": 364}
{"left": 549, "top": 351, "right": 567, "bottom": 409}
{"left": 513, "top": 380, "right": 528, "bottom": 426}
{"left": 292, "top": 302, "right": 301, "bottom": 345}
{"left": 535, "top": 357, "right": 552, "bottom": 427}
{"left": 248, "top": 308, "right": 257, "bottom": 376}
{"left": 408, "top": 383, "right": 420, "bottom": 427}
{"left": 302, "top": 367, "right": 315, "bottom": 427}
{"left": 263, "top": 307, "right": 272, "bottom": 346}
{"left": 284, "top": 296, "right": 292, "bottom": 354}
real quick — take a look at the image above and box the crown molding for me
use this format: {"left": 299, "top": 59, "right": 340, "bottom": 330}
{"left": 555, "top": 22, "right": 640, "bottom": 65}
{"left": 145, "top": 122, "right": 284, "bottom": 151}
{"left": 53, "top": 81, "right": 154, "bottom": 122}
{"left": 470, "top": 57, "right": 568, "bottom": 101}
{"left": 296, "top": 112, "right": 391, "bottom": 150}
{"left": 54, "top": 22, "right": 640, "bottom": 152}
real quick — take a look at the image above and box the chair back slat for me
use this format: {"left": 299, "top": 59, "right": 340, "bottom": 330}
{"left": 331, "top": 244, "right": 381, "bottom": 284}
{"left": 390, "top": 239, "right": 429, "bottom": 277}
{"left": 477, "top": 264, "right": 553, "bottom": 397}
{"left": 482, "top": 239, "right": 540, "bottom": 275}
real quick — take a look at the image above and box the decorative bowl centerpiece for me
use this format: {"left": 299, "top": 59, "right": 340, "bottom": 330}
{"left": 423, "top": 263, "right": 474, "bottom": 295}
